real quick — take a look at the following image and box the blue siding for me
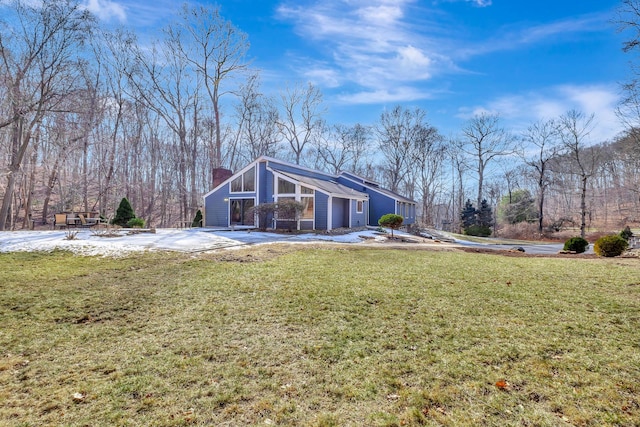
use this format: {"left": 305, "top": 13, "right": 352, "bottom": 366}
{"left": 400, "top": 202, "right": 416, "bottom": 225}
{"left": 332, "top": 198, "right": 349, "bottom": 229}
{"left": 350, "top": 200, "right": 367, "bottom": 228}
{"left": 204, "top": 185, "right": 230, "bottom": 227}
{"left": 262, "top": 168, "right": 275, "bottom": 228}
{"left": 368, "top": 192, "right": 395, "bottom": 226}
{"left": 264, "top": 169, "right": 274, "bottom": 203}
{"left": 259, "top": 162, "right": 269, "bottom": 203}
{"left": 336, "top": 176, "right": 367, "bottom": 192}
{"left": 315, "top": 192, "right": 328, "bottom": 230}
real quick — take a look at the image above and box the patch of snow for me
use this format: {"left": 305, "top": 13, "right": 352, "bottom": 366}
{"left": 0, "top": 228, "right": 398, "bottom": 257}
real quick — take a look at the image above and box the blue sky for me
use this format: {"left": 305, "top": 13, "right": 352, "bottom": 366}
{"left": 86, "top": 0, "right": 628, "bottom": 143}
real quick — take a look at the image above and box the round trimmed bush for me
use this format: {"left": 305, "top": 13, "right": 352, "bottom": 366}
{"left": 127, "top": 217, "right": 145, "bottom": 228}
{"left": 378, "top": 213, "right": 404, "bottom": 237}
{"left": 463, "top": 225, "right": 492, "bottom": 237}
{"left": 563, "top": 237, "right": 589, "bottom": 253}
{"left": 594, "top": 235, "right": 628, "bottom": 257}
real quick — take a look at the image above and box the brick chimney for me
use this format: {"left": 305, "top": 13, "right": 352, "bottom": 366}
{"left": 212, "top": 168, "right": 233, "bottom": 188}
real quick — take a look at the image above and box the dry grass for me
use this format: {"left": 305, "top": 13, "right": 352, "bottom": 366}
{"left": 1, "top": 247, "right": 639, "bottom": 426}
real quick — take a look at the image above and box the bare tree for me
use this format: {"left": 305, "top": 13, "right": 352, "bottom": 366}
{"left": 557, "top": 110, "right": 598, "bottom": 239}
{"left": 411, "top": 124, "right": 445, "bottom": 225}
{"left": 375, "top": 106, "right": 429, "bottom": 193}
{"left": 521, "top": 119, "right": 561, "bottom": 233}
{"left": 176, "top": 3, "right": 249, "bottom": 168}
{"left": 127, "top": 27, "right": 200, "bottom": 223}
{"left": 233, "top": 73, "right": 280, "bottom": 163}
{"left": 616, "top": 1, "right": 640, "bottom": 149}
{"left": 0, "top": 0, "right": 92, "bottom": 230}
{"left": 277, "top": 82, "right": 325, "bottom": 165}
{"left": 458, "top": 113, "right": 514, "bottom": 207}
{"left": 314, "top": 123, "right": 371, "bottom": 175}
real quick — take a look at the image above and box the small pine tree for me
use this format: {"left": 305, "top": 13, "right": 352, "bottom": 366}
{"left": 460, "top": 199, "right": 476, "bottom": 229}
{"left": 378, "top": 213, "right": 404, "bottom": 237}
{"left": 620, "top": 226, "right": 633, "bottom": 241}
{"left": 112, "top": 197, "right": 135, "bottom": 227}
{"left": 477, "top": 199, "right": 493, "bottom": 228}
{"left": 192, "top": 209, "right": 203, "bottom": 227}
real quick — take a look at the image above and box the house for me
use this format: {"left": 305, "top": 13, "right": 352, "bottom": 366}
{"left": 202, "top": 156, "right": 417, "bottom": 231}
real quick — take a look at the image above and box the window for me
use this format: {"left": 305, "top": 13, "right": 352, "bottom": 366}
{"left": 243, "top": 168, "right": 255, "bottom": 192}
{"left": 276, "top": 197, "right": 296, "bottom": 220}
{"left": 278, "top": 178, "right": 295, "bottom": 194}
{"left": 301, "top": 186, "right": 313, "bottom": 194}
{"left": 356, "top": 200, "right": 363, "bottom": 213}
{"left": 230, "top": 176, "right": 242, "bottom": 192}
{"left": 301, "top": 196, "right": 314, "bottom": 219}
{"left": 230, "top": 199, "right": 255, "bottom": 225}
{"left": 230, "top": 166, "right": 256, "bottom": 193}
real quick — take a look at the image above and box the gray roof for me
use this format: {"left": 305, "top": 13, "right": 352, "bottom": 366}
{"left": 276, "top": 170, "right": 368, "bottom": 200}
{"left": 369, "top": 185, "right": 416, "bottom": 204}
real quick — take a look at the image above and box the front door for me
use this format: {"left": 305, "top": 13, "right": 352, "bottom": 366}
{"left": 230, "top": 199, "right": 255, "bottom": 226}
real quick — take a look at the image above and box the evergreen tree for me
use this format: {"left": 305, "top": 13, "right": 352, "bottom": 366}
{"left": 460, "top": 199, "right": 477, "bottom": 229}
{"left": 112, "top": 197, "right": 135, "bottom": 226}
{"left": 477, "top": 199, "right": 493, "bottom": 228}
{"left": 192, "top": 209, "right": 203, "bottom": 227}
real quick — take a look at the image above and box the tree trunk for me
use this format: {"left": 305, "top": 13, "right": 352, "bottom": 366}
{"left": 580, "top": 175, "right": 588, "bottom": 238}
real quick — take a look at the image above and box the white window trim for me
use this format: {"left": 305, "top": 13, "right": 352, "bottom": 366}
{"left": 229, "top": 165, "right": 257, "bottom": 194}
{"left": 273, "top": 175, "right": 316, "bottom": 229}
{"left": 228, "top": 196, "right": 257, "bottom": 227}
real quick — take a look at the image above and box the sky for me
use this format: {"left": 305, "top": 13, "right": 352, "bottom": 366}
{"left": 84, "top": 0, "right": 629, "bottom": 143}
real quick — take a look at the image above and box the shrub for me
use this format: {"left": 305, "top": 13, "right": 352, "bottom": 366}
{"left": 563, "top": 237, "right": 589, "bottom": 253}
{"left": 112, "top": 197, "right": 135, "bottom": 227}
{"left": 594, "top": 235, "right": 628, "bottom": 257}
{"left": 249, "top": 203, "right": 277, "bottom": 231}
{"left": 192, "top": 209, "right": 203, "bottom": 227}
{"left": 619, "top": 226, "right": 634, "bottom": 241}
{"left": 378, "top": 214, "right": 404, "bottom": 237}
{"left": 127, "top": 218, "right": 145, "bottom": 228}
{"left": 463, "top": 225, "right": 492, "bottom": 237}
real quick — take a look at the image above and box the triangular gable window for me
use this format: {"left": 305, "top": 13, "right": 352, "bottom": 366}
{"left": 230, "top": 166, "right": 256, "bottom": 193}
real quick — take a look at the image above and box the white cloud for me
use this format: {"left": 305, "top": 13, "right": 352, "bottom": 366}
{"left": 466, "top": 0, "right": 491, "bottom": 7}
{"left": 436, "top": 0, "right": 491, "bottom": 7}
{"left": 83, "top": 0, "right": 126, "bottom": 23}
{"left": 276, "top": 0, "right": 449, "bottom": 102}
{"left": 456, "top": 13, "right": 611, "bottom": 59}
{"left": 338, "top": 86, "right": 434, "bottom": 104}
{"left": 457, "top": 84, "right": 624, "bottom": 142}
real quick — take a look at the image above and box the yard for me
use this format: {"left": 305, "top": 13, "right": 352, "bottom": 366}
{"left": 1, "top": 246, "right": 639, "bottom": 426}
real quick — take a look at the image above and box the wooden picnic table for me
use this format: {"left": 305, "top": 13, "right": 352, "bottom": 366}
{"left": 54, "top": 212, "right": 104, "bottom": 229}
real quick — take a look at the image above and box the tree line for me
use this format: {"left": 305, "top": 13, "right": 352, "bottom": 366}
{"left": 1, "top": 0, "right": 639, "bottom": 234}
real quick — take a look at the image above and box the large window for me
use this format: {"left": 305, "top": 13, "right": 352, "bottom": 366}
{"left": 230, "top": 198, "right": 255, "bottom": 225}
{"left": 278, "top": 178, "right": 295, "bottom": 194}
{"left": 276, "top": 196, "right": 296, "bottom": 220}
{"left": 230, "top": 166, "right": 256, "bottom": 193}
{"left": 275, "top": 178, "right": 314, "bottom": 226}
{"left": 301, "top": 196, "right": 314, "bottom": 219}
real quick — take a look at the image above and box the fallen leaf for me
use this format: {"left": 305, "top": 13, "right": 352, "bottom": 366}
{"left": 495, "top": 379, "right": 509, "bottom": 390}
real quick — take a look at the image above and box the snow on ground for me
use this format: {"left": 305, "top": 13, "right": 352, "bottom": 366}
{"left": 0, "top": 228, "right": 391, "bottom": 257}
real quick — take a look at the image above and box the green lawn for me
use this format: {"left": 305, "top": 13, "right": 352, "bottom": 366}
{"left": 1, "top": 247, "right": 639, "bottom": 426}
